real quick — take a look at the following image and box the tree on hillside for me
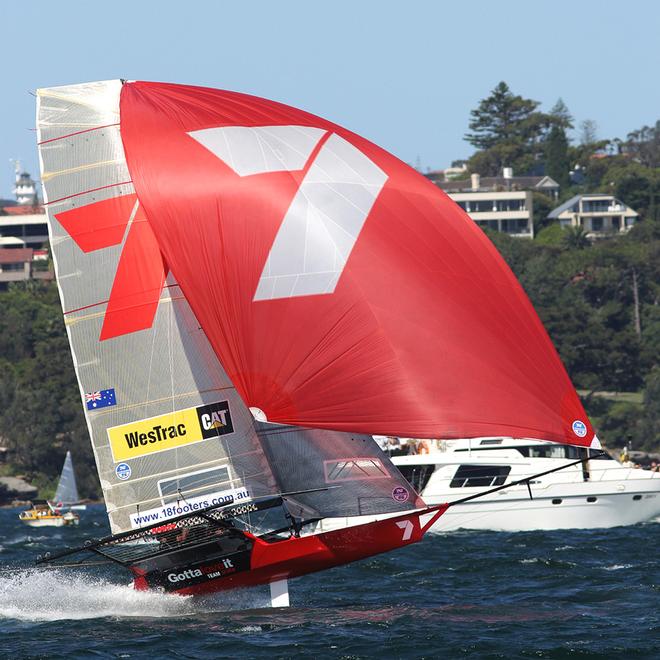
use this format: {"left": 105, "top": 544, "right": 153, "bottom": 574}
{"left": 545, "top": 125, "right": 570, "bottom": 188}
{"left": 548, "top": 98, "right": 573, "bottom": 131}
{"left": 640, "top": 367, "right": 660, "bottom": 450}
{"left": 544, "top": 99, "right": 572, "bottom": 188}
{"left": 580, "top": 119, "right": 599, "bottom": 145}
{"left": 465, "top": 82, "right": 549, "bottom": 175}
{"left": 565, "top": 118, "right": 611, "bottom": 183}
{"left": 0, "top": 283, "right": 99, "bottom": 498}
{"left": 622, "top": 120, "right": 660, "bottom": 168}
{"left": 562, "top": 226, "right": 590, "bottom": 250}
{"left": 599, "top": 161, "right": 660, "bottom": 221}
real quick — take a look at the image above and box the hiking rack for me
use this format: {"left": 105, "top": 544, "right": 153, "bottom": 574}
{"left": 35, "top": 487, "right": 335, "bottom": 568}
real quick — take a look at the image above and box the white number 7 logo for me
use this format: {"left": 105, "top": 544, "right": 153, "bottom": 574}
{"left": 396, "top": 519, "right": 414, "bottom": 541}
{"left": 189, "top": 125, "right": 388, "bottom": 301}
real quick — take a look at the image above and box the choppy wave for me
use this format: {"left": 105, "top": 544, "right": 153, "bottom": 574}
{"left": 0, "top": 507, "right": 658, "bottom": 658}
{"left": 0, "top": 569, "right": 269, "bottom": 622}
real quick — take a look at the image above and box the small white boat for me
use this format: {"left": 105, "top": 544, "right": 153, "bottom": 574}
{"left": 19, "top": 501, "right": 80, "bottom": 527}
{"left": 390, "top": 438, "right": 660, "bottom": 531}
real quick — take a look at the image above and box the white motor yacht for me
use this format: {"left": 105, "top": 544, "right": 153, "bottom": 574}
{"left": 389, "top": 438, "right": 660, "bottom": 532}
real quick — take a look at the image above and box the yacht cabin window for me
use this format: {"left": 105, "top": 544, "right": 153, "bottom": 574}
{"left": 450, "top": 465, "right": 511, "bottom": 488}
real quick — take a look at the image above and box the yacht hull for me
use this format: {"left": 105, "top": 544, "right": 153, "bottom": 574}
{"left": 392, "top": 445, "right": 660, "bottom": 531}
{"left": 426, "top": 482, "right": 660, "bottom": 532}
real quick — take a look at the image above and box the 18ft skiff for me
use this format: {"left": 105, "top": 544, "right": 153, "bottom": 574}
{"left": 35, "top": 80, "right": 598, "bottom": 602}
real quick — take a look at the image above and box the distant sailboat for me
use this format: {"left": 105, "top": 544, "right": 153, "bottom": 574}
{"left": 18, "top": 451, "right": 83, "bottom": 527}
{"left": 52, "top": 450, "right": 86, "bottom": 512}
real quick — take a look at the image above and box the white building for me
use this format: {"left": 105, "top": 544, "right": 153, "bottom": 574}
{"left": 432, "top": 171, "right": 560, "bottom": 239}
{"left": 0, "top": 207, "right": 49, "bottom": 249}
{"left": 13, "top": 169, "right": 39, "bottom": 206}
{"left": 548, "top": 194, "right": 638, "bottom": 237}
{"left": 1, "top": 166, "right": 48, "bottom": 250}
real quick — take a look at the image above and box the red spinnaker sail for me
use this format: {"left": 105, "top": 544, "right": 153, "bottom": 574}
{"left": 116, "top": 81, "right": 595, "bottom": 447}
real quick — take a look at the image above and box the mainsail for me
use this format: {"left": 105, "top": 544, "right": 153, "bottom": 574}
{"left": 53, "top": 450, "right": 79, "bottom": 506}
{"left": 36, "top": 81, "right": 419, "bottom": 535}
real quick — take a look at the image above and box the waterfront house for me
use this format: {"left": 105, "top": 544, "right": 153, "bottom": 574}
{"left": 548, "top": 194, "right": 638, "bottom": 238}
{"left": 428, "top": 169, "right": 560, "bottom": 239}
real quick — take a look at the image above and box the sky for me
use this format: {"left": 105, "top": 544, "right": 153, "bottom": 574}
{"left": 1, "top": 0, "right": 659, "bottom": 198}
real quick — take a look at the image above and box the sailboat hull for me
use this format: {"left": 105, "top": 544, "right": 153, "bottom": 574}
{"left": 131, "top": 506, "right": 447, "bottom": 596}
{"left": 19, "top": 513, "right": 80, "bottom": 527}
{"left": 21, "top": 517, "right": 69, "bottom": 528}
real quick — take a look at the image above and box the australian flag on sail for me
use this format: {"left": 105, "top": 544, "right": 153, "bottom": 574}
{"left": 85, "top": 388, "right": 117, "bottom": 411}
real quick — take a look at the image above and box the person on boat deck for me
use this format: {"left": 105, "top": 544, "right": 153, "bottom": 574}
{"left": 417, "top": 439, "right": 431, "bottom": 454}
{"left": 385, "top": 437, "right": 401, "bottom": 453}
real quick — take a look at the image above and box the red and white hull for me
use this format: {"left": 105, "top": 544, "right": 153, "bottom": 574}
{"left": 131, "top": 506, "right": 446, "bottom": 596}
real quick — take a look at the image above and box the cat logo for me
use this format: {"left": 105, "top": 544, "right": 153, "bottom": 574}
{"left": 204, "top": 414, "right": 226, "bottom": 430}
{"left": 196, "top": 401, "right": 234, "bottom": 439}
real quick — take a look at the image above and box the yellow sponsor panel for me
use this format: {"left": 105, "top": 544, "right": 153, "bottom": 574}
{"left": 108, "top": 406, "right": 205, "bottom": 462}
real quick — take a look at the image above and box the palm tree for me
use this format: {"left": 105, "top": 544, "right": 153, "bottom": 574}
{"left": 562, "top": 225, "right": 590, "bottom": 250}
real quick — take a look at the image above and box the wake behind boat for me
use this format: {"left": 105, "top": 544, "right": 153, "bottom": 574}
{"left": 391, "top": 438, "right": 660, "bottom": 531}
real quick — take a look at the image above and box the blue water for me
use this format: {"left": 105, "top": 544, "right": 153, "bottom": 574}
{"left": 0, "top": 505, "right": 658, "bottom": 658}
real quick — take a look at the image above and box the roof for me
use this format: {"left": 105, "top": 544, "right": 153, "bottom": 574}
{"left": 548, "top": 194, "right": 581, "bottom": 219}
{"left": 436, "top": 175, "right": 559, "bottom": 193}
{"left": 0, "top": 248, "right": 33, "bottom": 264}
{"left": 548, "top": 194, "right": 639, "bottom": 219}
{"left": 1, "top": 205, "right": 45, "bottom": 216}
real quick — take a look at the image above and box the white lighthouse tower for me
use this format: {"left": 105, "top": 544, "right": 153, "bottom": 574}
{"left": 13, "top": 161, "right": 39, "bottom": 206}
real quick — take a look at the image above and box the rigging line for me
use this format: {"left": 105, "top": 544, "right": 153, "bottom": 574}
{"left": 444, "top": 452, "right": 607, "bottom": 509}
{"left": 432, "top": 489, "right": 536, "bottom": 531}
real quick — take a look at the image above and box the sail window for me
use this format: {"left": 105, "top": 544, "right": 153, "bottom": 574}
{"left": 449, "top": 465, "right": 511, "bottom": 488}
{"left": 158, "top": 466, "right": 232, "bottom": 504}
{"left": 324, "top": 458, "right": 389, "bottom": 483}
